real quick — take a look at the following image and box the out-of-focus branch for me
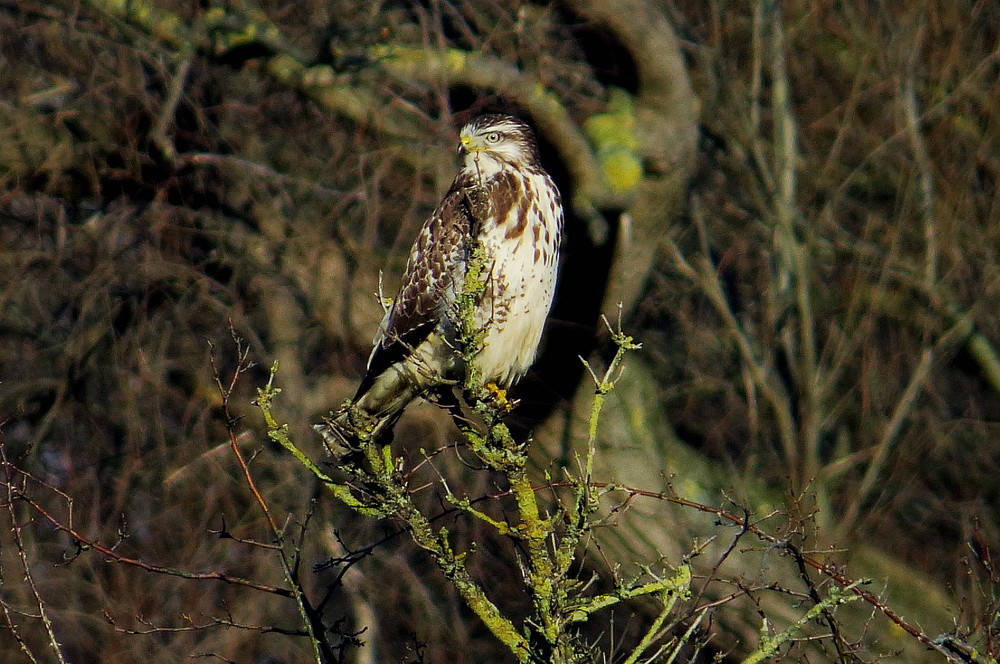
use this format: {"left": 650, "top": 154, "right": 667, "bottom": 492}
{"left": 666, "top": 213, "right": 798, "bottom": 474}
{"left": 86, "top": 0, "right": 298, "bottom": 58}
{"left": 753, "top": 0, "right": 823, "bottom": 493}
{"left": 900, "top": 25, "right": 937, "bottom": 292}
{"left": 84, "top": 0, "right": 195, "bottom": 48}
{"left": 149, "top": 50, "right": 192, "bottom": 161}
{"left": 566, "top": 0, "right": 699, "bottom": 313}
{"left": 370, "top": 44, "right": 614, "bottom": 213}
{"left": 263, "top": 54, "right": 425, "bottom": 140}
{"left": 566, "top": 0, "right": 695, "bottom": 124}
{"left": 83, "top": 0, "right": 423, "bottom": 139}
{"left": 840, "top": 315, "right": 974, "bottom": 535}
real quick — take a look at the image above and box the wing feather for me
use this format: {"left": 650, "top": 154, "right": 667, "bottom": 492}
{"left": 354, "top": 174, "right": 476, "bottom": 399}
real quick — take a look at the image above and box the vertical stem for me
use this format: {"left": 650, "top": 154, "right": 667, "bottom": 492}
{"left": 228, "top": 423, "right": 327, "bottom": 663}
{"left": 900, "top": 24, "right": 936, "bottom": 292}
{"left": 457, "top": 179, "right": 564, "bottom": 654}
{"left": 762, "top": 0, "right": 821, "bottom": 492}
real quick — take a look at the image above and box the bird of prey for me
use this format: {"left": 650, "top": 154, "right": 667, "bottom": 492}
{"left": 325, "top": 114, "right": 563, "bottom": 446}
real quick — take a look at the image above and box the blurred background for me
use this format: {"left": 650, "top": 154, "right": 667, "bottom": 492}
{"left": 1, "top": 1, "right": 998, "bottom": 662}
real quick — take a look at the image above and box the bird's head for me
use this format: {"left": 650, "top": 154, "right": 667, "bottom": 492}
{"left": 458, "top": 114, "right": 541, "bottom": 174}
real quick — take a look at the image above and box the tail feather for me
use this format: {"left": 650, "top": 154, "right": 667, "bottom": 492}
{"left": 315, "top": 364, "right": 422, "bottom": 456}
{"left": 316, "top": 330, "right": 457, "bottom": 458}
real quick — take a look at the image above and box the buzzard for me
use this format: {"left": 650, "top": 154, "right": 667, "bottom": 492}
{"left": 327, "top": 114, "right": 563, "bottom": 444}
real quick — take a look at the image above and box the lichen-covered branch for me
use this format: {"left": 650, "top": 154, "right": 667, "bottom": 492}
{"left": 259, "top": 294, "right": 677, "bottom": 661}
{"left": 567, "top": 0, "right": 699, "bottom": 312}
{"left": 740, "top": 583, "right": 861, "bottom": 664}
{"left": 256, "top": 372, "right": 532, "bottom": 659}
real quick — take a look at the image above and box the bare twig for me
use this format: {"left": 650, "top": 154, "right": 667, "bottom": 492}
{"left": 13, "top": 489, "right": 295, "bottom": 596}
{"left": 1, "top": 435, "right": 61, "bottom": 664}
{"left": 149, "top": 50, "right": 192, "bottom": 161}
{"left": 611, "top": 485, "right": 963, "bottom": 661}
{"left": 212, "top": 335, "right": 330, "bottom": 664}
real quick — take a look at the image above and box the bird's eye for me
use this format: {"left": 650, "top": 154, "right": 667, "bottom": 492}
{"left": 485, "top": 132, "right": 501, "bottom": 143}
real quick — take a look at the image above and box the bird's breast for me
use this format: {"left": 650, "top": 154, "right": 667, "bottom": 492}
{"left": 466, "top": 169, "right": 562, "bottom": 386}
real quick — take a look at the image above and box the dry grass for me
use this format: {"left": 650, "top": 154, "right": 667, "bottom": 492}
{"left": 643, "top": 0, "right": 1000, "bottom": 610}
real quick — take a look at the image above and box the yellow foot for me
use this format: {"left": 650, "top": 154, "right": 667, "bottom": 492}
{"left": 485, "top": 382, "right": 513, "bottom": 412}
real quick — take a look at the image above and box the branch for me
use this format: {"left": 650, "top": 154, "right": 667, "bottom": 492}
{"left": 10, "top": 485, "right": 295, "bottom": 598}
{"left": 370, "top": 44, "right": 615, "bottom": 212}
{"left": 258, "top": 371, "right": 531, "bottom": 659}
{"left": 740, "top": 582, "right": 861, "bottom": 664}
{"left": 1, "top": 438, "right": 67, "bottom": 664}
{"left": 611, "top": 486, "right": 967, "bottom": 662}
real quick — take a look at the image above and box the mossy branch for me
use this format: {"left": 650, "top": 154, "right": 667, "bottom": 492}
{"left": 244, "top": 103, "right": 669, "bottom": 662}
{"left": 619, "top": 566, "right": 693, "bottom": 664}
{"left": 568, "top": 565, "right": 690, "bottom": 625}
{"left": 256, "top": 223, "right": 664, "bottom": 661}
{"left": 255, "top": 366, "right": 382, "bottom": 517}
{"left": 84, "top": 0, "right": 423, "bottom": 139}
{"left": 255, "top": 367, "right": 531, "bottom": 659}
{"left": 740, "top": 582, "right": 862, "bottom": 664}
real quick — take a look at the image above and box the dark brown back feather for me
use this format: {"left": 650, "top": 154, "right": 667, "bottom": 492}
{"left": 354, "top": 174, "right": 476, "bottom": 399}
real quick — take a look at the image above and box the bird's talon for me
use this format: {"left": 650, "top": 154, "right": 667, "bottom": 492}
{"left": 485, "top": 383, "right": 513, "bottom": 411}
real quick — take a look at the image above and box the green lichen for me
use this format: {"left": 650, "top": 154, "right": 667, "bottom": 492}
{"left": 583, "top": 88, "right": 643, "bottom": 194}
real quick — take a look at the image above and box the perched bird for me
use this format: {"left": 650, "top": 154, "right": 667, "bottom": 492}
{"left": 324, "top": 114, "right": 563, "bottom": 445}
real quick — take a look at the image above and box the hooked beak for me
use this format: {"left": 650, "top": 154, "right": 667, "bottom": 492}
{"left": 459, "top": 135, "right": 478, "bottom": 155}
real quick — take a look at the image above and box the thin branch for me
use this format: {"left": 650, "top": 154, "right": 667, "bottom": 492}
{"left": 666, "top": 217, "right": 799, "bottom": 473}
{"left": 213, "top": 335, "right": 329, "bottom": 664}
{"left": 839, "top": 312, "right": 969, "bottom": 533}
{"left": 1, "top": 437, "right": 62, "bottom": 664}
{"left": 607, "top": 484, "right": 963, "bottom": 660}
{"left": 899, "top": 22, "right": 937, "bottom": 292}
{"left": 149, "top": 50, "right": 192, "bottom": 161}
{"left": 14, "top": 490, "right": 295, "bottom": 596}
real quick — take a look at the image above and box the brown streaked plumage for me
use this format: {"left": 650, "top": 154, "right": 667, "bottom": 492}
{"left": 322, "top": 114, "right": 563, "bottom": 444}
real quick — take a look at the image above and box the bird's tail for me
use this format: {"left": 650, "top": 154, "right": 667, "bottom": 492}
{"left": 314, "top": 372, "right": 422, "bottom": 459}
